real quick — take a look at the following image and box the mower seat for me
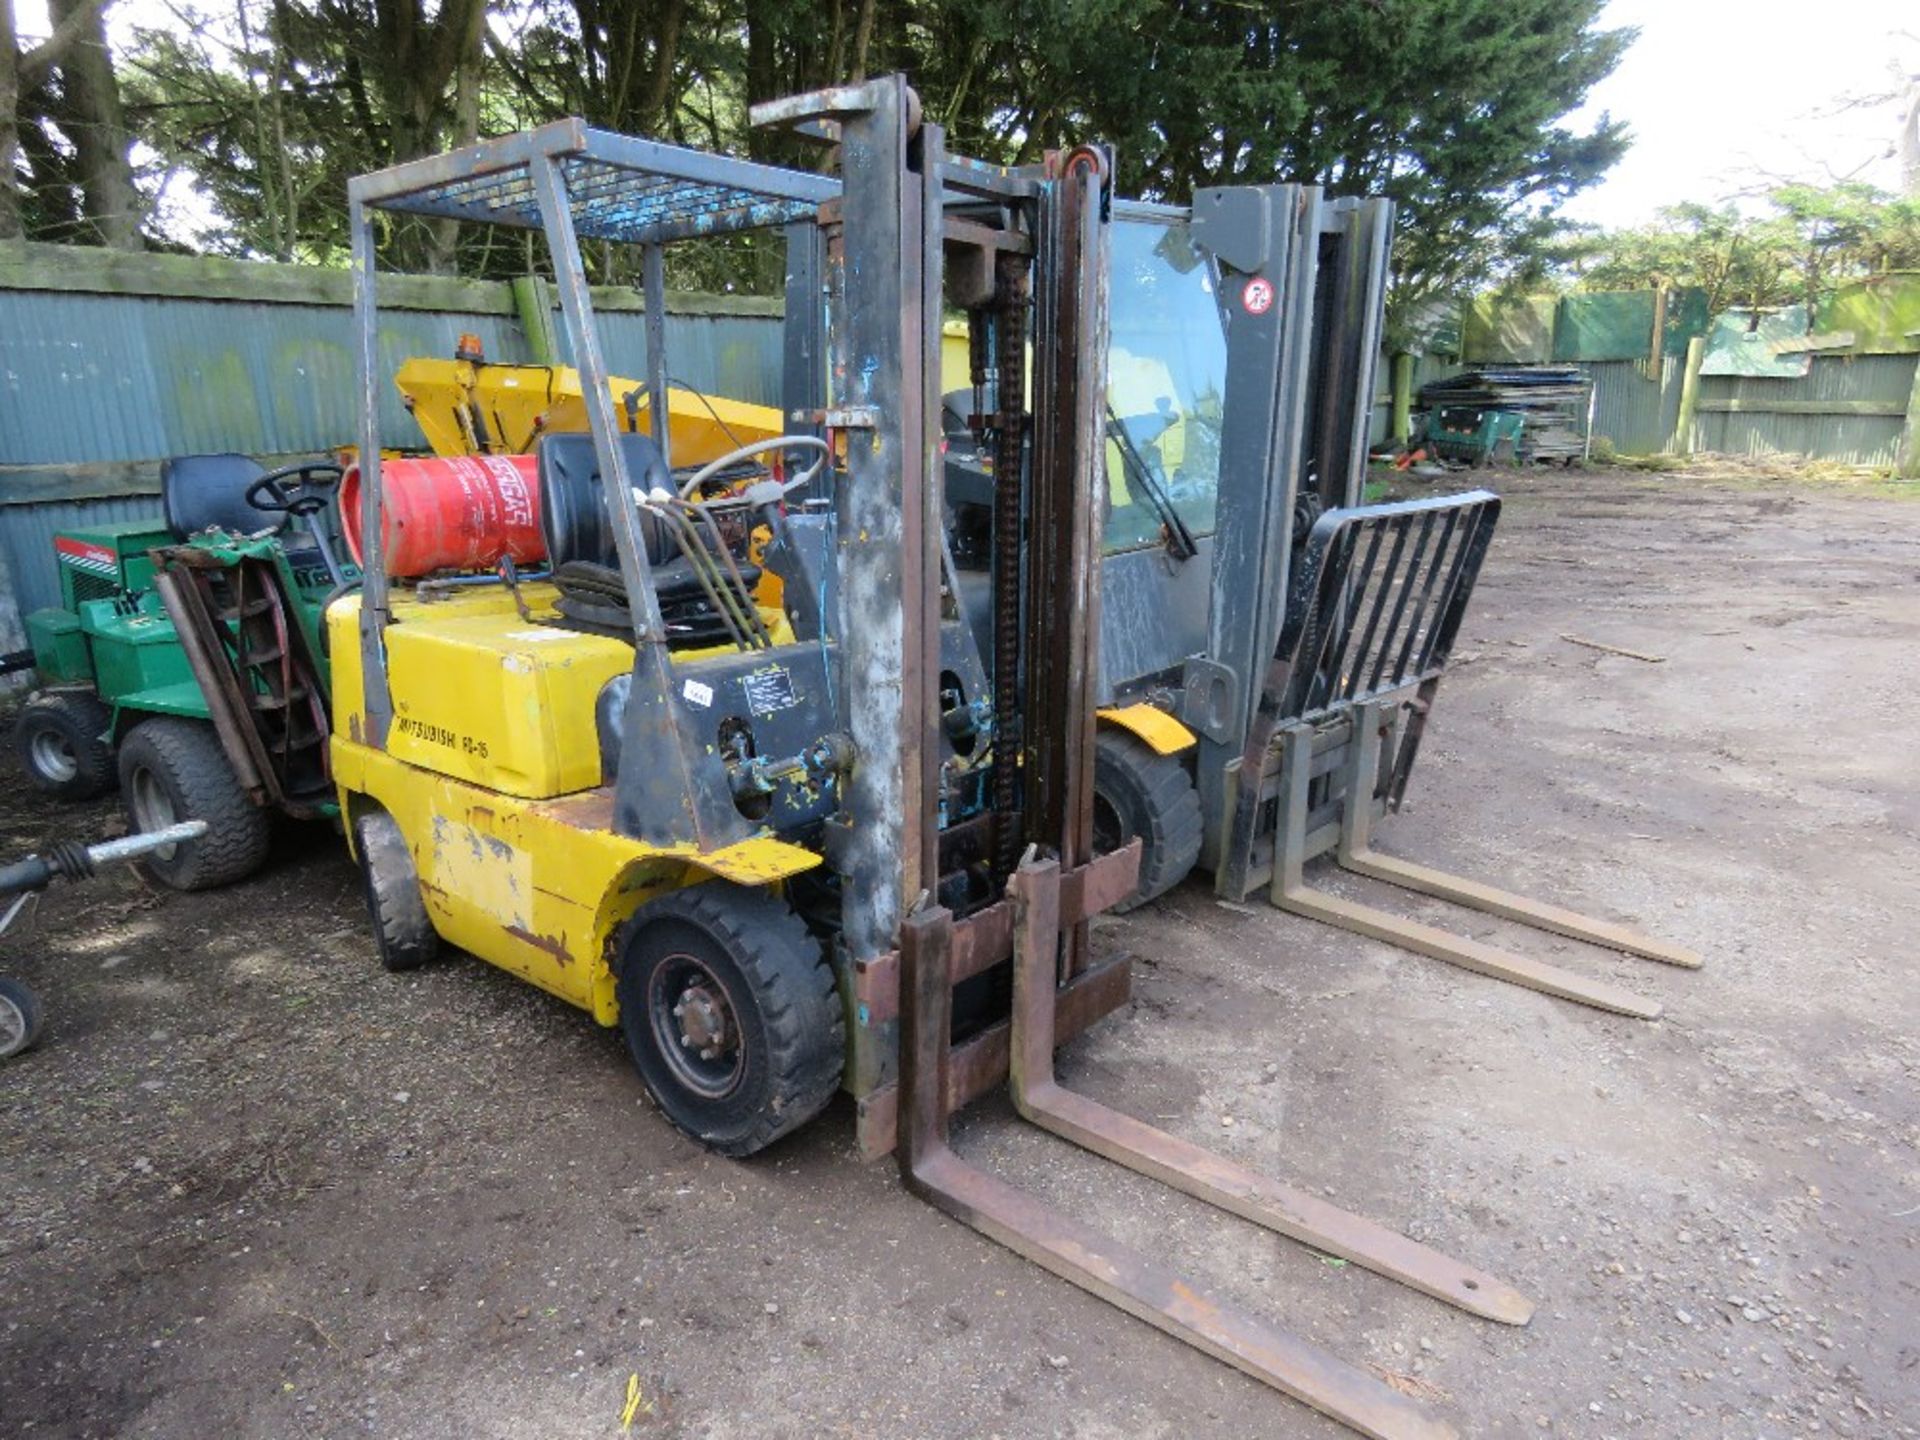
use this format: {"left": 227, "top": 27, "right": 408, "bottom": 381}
{"left": 537, "top": 431, "right": 674, "bottom": 571}
{"left": 160, "top": 453, "right": 285, "bottom": 541}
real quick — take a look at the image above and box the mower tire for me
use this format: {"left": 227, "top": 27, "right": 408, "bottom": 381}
{"left": 617, "top": 884, "right": 843, "bottom": 1157}
{"left": 353, "top": 809, "right": 441, "bottom": 972}
{"left": 117, "top": 717, "right": 271, "bottom": 891}
{"left": 1093, "top": 727, "right": 1203, "bottom": 912}
{"left": 0, "top": 976, "right": 44, "bottom": 1060}
{"left": 15, "top": 690, "right": 116, "bottom": 800}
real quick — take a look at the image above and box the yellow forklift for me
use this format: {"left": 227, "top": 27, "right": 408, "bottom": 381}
{"left": 332, "top": 81, "right": 1532, "bottom": 1437}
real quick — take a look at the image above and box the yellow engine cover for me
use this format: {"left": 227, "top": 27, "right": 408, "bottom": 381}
{"left": 329, "top": 585, "right": 797, "bottom": 801}
{"left": 330, "top": 585, "right": 630, "bottom": 799}
{"left": 395, "top": 357, "right": 785, "bottom": 464}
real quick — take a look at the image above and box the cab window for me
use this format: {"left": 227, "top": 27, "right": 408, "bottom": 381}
{"left": 1104, "top": 219, "right": 1228, "bottom": 554}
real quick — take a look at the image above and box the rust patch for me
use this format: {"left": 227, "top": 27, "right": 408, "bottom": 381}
{"left": 417, "top": 878, "right": 456, "bottom": 920}
{"left": 527, "top": 787, "right": 616, "bottom": 830}
{"left": 506, "top": 924, "right": 572, "bottom": 965}
{"left": 852, "top": 951, "right": 900, "bottom": 1026}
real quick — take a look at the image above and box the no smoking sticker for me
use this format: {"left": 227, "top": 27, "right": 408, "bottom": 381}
{"left": 1242, "top": 276, "right": 1275, "bottom": 315}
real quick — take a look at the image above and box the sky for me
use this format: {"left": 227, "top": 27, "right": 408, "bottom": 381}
{"left": 14, "top": 0, "right": 1920, "bottom": 238}
{"left": 1562, "top": 0, "right": 1917, "bottom": 226}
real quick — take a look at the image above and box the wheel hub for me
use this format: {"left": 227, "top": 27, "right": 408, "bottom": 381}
{"left": 647, "top": 952, "right": 745, "bottom": 1100}
{"left": 129, "top": 768, "right": 183, "bottom": 861}
{"left": 671, "top": 983, "right": 732, "bottom": 1061}
{"left": 30, "top": 730, "right": 77, "bottom": 784}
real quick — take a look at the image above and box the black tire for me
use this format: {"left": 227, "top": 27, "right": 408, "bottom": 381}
{"left": 1093, "top": 727, "right": 1203, "bottom": 912}
{"left": 116, "top": 717, "right": 272, "bottom": 891}
{"left": 352, "top": 809, "right": 441, "bottom": 972}
{"left": 0, "top": 976, "right": 44, "bottom": 1060}
{"left": 15, "top": 690, "right": 116, "bottom": 800}
{"left": 616, "top": 884, "right": 842, "bottom": 1157}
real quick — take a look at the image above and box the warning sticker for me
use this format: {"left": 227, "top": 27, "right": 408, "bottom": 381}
{"left": 682, "top": 679, "right": 715, "bottom": 708}
{"left": 742, "top": 667, "right": 799, "bottom": 717}
{"left": 1241, "top": 276, "right": 1275, "bottom": 315}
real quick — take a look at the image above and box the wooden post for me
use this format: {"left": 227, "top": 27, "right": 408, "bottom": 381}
{"left": 1390, "top": 350, "right": 1414, "bottom": 446}
{"left": 1897, "top": 354, "right": 1920, "bottom": 480}
{"left": 509, "top": 274, "right": 559, "bottom": 364}
{"left": 1672, "top": 335, "right": 1707, "bottom": 456}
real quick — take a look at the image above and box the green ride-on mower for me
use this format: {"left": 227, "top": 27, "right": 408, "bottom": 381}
{"left": 11, "top": 456, "right": 356, "bottom": 890}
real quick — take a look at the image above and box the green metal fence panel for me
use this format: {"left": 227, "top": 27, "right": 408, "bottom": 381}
{"left": 1700, "top": 306, "right": 1813, "bottom": 379}
{"left": 1553, "top": 288, "right": 1708, "bottom": 363}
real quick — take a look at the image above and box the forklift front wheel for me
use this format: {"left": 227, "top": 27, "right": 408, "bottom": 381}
{"left": 118, "top": 718, "right": 272, "bottom": 891}
{"left": 352, "top": 809, "right": 441, "bottom": 972}
{"left": 616, "top": 885, "right": 843, "bottom": 1158}
{"left": 15, "top": 690, "right": 116, "bottom": 800}
{"left": 0, "top": 976, "right": 45, "bottom": 1060}
{"left": 1093, "top": 728, "right": 1204, "bottom": 912}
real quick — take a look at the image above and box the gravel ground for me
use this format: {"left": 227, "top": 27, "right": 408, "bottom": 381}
{"left": 2, "top": 465, "right": 1916, "bottom": 1440}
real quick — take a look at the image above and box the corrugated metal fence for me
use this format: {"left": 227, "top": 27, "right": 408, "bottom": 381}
{"left": 1691, "top": 354, "right": 1917, "bottom": 466}
{"left": 0, "top": 243, "right": 784, "bottom": 620}
{"left": 1582, "top": 358, "right": 1683, "bottom": 458}
{"left": 1575, "top": 353, "right": 1919, "bottom": 463}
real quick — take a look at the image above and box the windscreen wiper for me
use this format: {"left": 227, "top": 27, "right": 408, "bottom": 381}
{"left": 1104, "top": 405, "right": 1198, "bottom": 561}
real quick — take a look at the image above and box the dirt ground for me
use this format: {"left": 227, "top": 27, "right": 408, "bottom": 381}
{"left": 2, "top": 466, "right": 1916, "bottom": 1440}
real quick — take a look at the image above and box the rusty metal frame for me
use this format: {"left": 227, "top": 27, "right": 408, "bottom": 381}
{"left": 1008, "top": 854, "right": 1532, "bottom": 1325}
{"left": 1212, "top": 490, "right": 1695, "bottom": 1018}
{"left": 347, "top": 121, "right": 825, "bottom": 846}
{"left": 150, "top": 563, "right": 276, "bottom": 809}
{"left": 150, "top": 549, "right": 336, "bottom": 822}
{"left": 895, "top": 876, "right": 1458, "bottom": 1440}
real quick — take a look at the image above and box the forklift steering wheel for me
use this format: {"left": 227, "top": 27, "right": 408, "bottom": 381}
{"left": 246, "top": 461, "right": 344, "bottom": 519}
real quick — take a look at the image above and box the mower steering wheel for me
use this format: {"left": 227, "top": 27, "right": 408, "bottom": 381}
{"left": 246, "top": 461, "right": 344, "bottom": 519}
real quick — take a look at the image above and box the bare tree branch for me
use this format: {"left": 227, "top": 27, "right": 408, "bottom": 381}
{"left": 19, "top": 0, "right": 111, "bottom": 90}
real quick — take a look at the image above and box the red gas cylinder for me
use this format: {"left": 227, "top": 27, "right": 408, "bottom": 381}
{"left": 340, "top": 454, "right": 545, "bottom": 577}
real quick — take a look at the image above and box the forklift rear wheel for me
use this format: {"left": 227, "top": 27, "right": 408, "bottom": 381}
{"left": 353, "top": 809, "right": 441, "bottom": 972}
{"left": 1093, "top": 729, "right": 1204, "bottom": 912}
{"left": 0, "top": 976, "right": 45, "bottom": 1060}
{"left": 617, "top": 885, "right": 843, "bottom": 1157}
{"left": 117, "top": 718, "right": 272, "bottom": 891}
{"left": 15, "top": 690, "right": 116, "bottom": 800}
